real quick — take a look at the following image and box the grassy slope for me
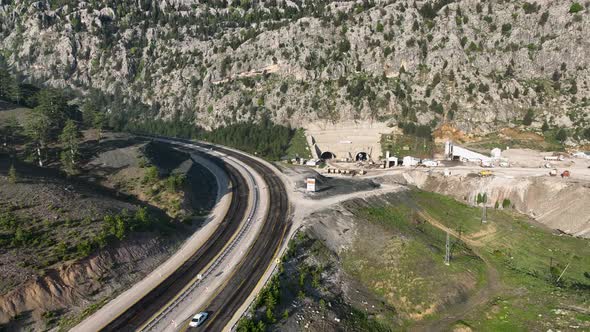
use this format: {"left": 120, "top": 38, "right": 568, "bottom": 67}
{"left": 333, "top": 190, "right": 590, "bottom": 330}
{"left": 380, "top": 134, "right": 440, "bottom": 159}
{"left": 463, "top": 128, "right": 565, "bottom": 153}
{"left": 285, "top": 128, "right": 312, "bottom": 160}
{"left": 410, "top": 191, "right": 590, "bottom": 330}
{"left": 0, "top": 106, "right": 30, "bottom": 126}
{"left": 342, "top": 198, "right": 487, "bottom": 328}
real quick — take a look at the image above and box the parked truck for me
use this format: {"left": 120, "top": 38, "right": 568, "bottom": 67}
{"left": 479, "top": 170, "right": 493, "bottom": 177}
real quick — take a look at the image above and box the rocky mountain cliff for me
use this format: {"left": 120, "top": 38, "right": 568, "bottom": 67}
{"left": 1, "top": 0, "right": 589, "bottom": 140}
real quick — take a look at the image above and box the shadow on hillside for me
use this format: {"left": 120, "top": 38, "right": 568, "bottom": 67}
{"left": 0, "top": 154, "right": 169, "bottom": 221}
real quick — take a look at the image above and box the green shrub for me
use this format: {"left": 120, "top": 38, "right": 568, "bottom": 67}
{"left": 502, "top": 199, "right": 511, "bottom": 209}
{"left": 523, "top": 109, "right": 535, "bottom": 125}
{"left": 501, "top": 23, "right": 512, "bottom": 36}
{"left": 76, "top": 240, "right": 93, "bottom": 258}
{"left": 166, "top": 174, "right": 185, "bottom": 192}
{"left": 143, "top": 166, "right": 159, "bottom": 184}
{"left": 556, "top": 128, "right": 568, "bottom": 142}
{"left": 376, "top": 22, "right": 384, "bottom": 32}
{"left": 569, "top": 3, "right": 584, "bottom": 13}
{"left": 8, "top": 164, "right": 17, "bottom": 184}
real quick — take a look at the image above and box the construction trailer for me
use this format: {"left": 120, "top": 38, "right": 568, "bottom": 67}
{"left": 544, "top": 155, "right": 564, "bottom": 161}
{"left": 421, "top": 159, "right": 439, "bottom": 167}
{"left": 403, "top": 156, "right": 420, "bottom": 167}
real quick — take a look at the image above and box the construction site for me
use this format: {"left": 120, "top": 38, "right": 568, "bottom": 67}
{"left": 287, "top": 123, "right": 590, "bottom": 238}
{"left": 271, "top": 126, "right": 590, "bottom": 332}
{"left": 297, "top": 120, "right": 589, "bottom": 183}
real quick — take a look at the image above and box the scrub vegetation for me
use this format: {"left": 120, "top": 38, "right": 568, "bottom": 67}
{"left": 350, "top": 191, "right": 590, "bottom": 330}
{"left": 245, "top": 190, "right": 590, "bottom": 331}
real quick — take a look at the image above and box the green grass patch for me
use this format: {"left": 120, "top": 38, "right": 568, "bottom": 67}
{"left": 381, "top": 134, "right": 439, "bottom": 159}
{"left": 0, "top": 105, "right": 30, "bottom": 126}
{"left": 464, "top": 130, "right": 564, "bottom": 153}
{"left": 407, "top": 190, "right": 590, "bottom": 330}
{"left": 342, "top": 199, "right": 486, "bottom": 326}
{"left": 410, "top": 190, "right": 590, "bottom": 288}
{"left": 285, "top": 128, "right": 312, "bottom": 160}
{"left": 340, "top": 190, "right": 590, "bottom": 330}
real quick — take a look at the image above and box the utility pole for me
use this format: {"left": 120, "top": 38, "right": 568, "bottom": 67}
{"left": 481, "top": 204, "right": 487, "bottom": 224}
{"left": 444, "top": 231, "right": 450, "bottom": 266}
{"left": 556, "top": 262, "right": 571, "bottom": 284}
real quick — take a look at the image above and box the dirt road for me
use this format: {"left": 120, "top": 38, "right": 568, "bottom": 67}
{"left": 413, "top": 211, "right": 501, "bottom": 331}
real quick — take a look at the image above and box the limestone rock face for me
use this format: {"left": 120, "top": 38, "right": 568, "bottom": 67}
{"left": 1, "top": 0, "right": 588, "bottom": 137}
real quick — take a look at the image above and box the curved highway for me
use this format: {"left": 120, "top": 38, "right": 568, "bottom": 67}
{"left": 101, "top": 149, "right": 250, "bottom": 331}
{"left": 92, "top": 138, "right": 291, "bottom": 332}
{"left": 189, "top": 142, "right": 291, "bottom": 331}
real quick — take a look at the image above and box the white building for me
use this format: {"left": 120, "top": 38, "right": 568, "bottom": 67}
{"left": 491, "top": 148, "right": 502, "bottom": 159}
{"left": 384, "top": 151, "right": 399, "bottom": 167}
{"left": 445, "top": 141, "right": 492, "bottom": 164}
{"left": 403, "top": 156, "right": 420, "bottom": 167}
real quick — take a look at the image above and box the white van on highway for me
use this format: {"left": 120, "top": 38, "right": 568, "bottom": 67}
{"left": 189, "top": 312, "right": 208, "bottom": 327}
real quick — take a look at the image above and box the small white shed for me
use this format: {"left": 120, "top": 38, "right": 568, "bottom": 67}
{"left": 491, "top": 148, "right": 502, "bottom": 159}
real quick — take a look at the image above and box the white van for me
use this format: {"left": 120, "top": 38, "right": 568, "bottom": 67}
{"left": 189, "top": 312, "right": 208, "bottom": 327}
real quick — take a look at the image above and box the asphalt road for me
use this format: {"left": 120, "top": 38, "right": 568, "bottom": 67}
{"left": 188, "top": 143, "right": 291, "bottom": 331}
{"left": 101, "top": 151, "right": 250, "bottom": 332}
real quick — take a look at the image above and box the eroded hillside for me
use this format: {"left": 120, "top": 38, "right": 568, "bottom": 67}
{"left": 0, "top": 107, "right": 217, "bottom": 330}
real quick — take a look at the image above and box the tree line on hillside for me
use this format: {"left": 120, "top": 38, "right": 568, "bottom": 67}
{"left": 120, "top": 111, "right": 295, "bottom": 160}
{"left": 201, "top": 117, "right": 293, "bottom": 160}
{"left": 1, "top": 57, "right": 106, "bottom": 175}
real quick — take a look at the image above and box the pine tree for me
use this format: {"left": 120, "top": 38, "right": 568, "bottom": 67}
{"left": 59, "top": 120, "right": 81, "bottom": 174}
{"left": 7, "top": 76, "right": 21, "bottom": 104}
{"left": 93, "top": 111, "right": 106, "bottom": 142}
{"left": 8, "top": 164, "right": 17, "bottom": 184}
{"left": 556, "top": 128, "right": 568, "bottom": 143}
{"left": 81, "top": 100, "right": 97, "bottom": 128}
{"left": 24, "top": 111, "right": 51, "bottom": 167}
{"left": 34, "top": 89, "right": 70, "bottom": 130}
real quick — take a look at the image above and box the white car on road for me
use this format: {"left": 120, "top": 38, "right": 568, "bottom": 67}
{"left": 189, "top": 312, "right": 208, "bottom": 327}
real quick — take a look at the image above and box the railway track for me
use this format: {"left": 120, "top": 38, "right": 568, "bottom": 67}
{"left": 101, "top": 151, "right": 250, "bottom": 331}
{"left": 190, "top": 143, "right": 291, "bottom": 331}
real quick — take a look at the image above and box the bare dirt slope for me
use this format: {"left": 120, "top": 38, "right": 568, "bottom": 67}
{"left": 0, "top": 136, "right": 217, "bottom": 331}
{"left": 379, "top": 171, "right": 590, "bottom": 238}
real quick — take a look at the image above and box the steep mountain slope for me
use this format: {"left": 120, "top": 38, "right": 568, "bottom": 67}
{"left": 1, "top": 0, "right": 589, "bottom": 139}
